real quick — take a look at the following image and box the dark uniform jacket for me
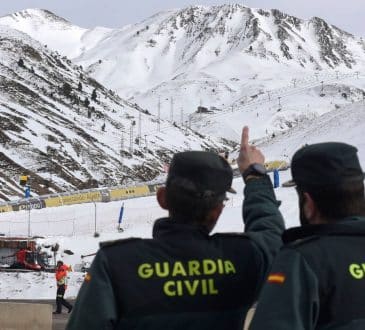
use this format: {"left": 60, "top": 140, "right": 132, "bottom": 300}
{"left": 250, "top": 217, "right": 365, "bottom": 330}
{"left": 66, "top": 176, "right": 284, "bottom": 330}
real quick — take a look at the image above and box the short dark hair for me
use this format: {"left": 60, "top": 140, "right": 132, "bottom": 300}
{"left": 297, "top": 180, "right": 365, "bottom": 221}
{"left": 166, "top": 177, "right": 225, "bottom": 222}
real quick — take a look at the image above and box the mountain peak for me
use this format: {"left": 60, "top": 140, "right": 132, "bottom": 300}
{"left": 4, "top": 8, "right": 71, "bottom": 26}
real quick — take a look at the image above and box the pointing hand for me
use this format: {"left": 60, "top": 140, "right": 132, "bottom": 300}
{"left": 237, "top": 126, "right": 265, "bottom": 173}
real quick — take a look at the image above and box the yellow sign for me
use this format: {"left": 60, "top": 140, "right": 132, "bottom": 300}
{"left": 265, "top": 160, "right": 289, "bottom": 172}
{"left": 19, "top": 175, "right": 28, "bottom": 186}
{"left": 110, "top": 186, "right": 149, "bottom": 200}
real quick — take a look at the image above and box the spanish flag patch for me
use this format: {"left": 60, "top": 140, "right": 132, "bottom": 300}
{"left": 267, "top": 273, "right": 286, "bottom": 284}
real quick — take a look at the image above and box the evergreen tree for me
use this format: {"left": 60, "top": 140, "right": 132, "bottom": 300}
{"left": 78, "top": 82, "right": 83, "bottom": 92}
{"left": 91, "top": 88, "right": 97, "bottom": 101}
{"left": 62, "top": 82, "right": 72, "bottom": 97}
{"left": 84, "top": 97, "right": 90, "bottom": 107}
{"left": 18, "top": 58, "right": 25, "bottom": 67}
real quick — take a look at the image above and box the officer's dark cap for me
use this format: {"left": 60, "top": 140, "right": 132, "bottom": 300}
{"left": 286, "top": 142, "right": 364, "bottom": 188}
{"left": 167, "top": 151, "right": 236, "bottom": 196}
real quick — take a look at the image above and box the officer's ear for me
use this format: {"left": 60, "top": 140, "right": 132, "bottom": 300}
{"left": 157, "top": 187, "right": 168, "bottom": 210}
{"left": 203, "top": 203, "right": 225, "bottom": 233}
{"left": 210, "top": 203, "right": 224, "bottom": 222}
{"left": 303, "top": 192, "right": 321, "bottom": 224}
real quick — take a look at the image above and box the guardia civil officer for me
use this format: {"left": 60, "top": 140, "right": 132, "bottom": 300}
{"left": 250, "top": 142, "right": 365, "bottom": 329}
{"left": 67, "top": 126, "right": 285, "bottom": 330}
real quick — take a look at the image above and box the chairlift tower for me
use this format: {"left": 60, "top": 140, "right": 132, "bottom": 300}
{"left": 170, "top": 97, "right": 174, "bottom": 123}
{"left": 138, "top": 111, "right": 142, "bottom": 145}
{"left": 157, "top": 96, "right": 161, "bottom": 132}
{"left": 129, "top": 123, "right": 135, "bottom": 153}
{"left": 120, "top": 130, "right": 124, "bottom": 159}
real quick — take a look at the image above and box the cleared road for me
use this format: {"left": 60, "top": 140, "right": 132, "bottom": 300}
{"left": 0, "top": 299, "right": 75, "bottom": 330}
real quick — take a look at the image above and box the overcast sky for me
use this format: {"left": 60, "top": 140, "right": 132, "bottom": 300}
{"left": 0, "top": 0, "right": 363, "bottom": 36}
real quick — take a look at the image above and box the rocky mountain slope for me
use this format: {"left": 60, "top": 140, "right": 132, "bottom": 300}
{"left": 0, "top": 26, "right": 230, "bottom": 201}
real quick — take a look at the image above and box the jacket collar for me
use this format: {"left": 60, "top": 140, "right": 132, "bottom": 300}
{"left": 283, "top": 216, "right": 365, "bottom": 244}
{"left": 152, "top": 217, "right": 210, "bottom": 240}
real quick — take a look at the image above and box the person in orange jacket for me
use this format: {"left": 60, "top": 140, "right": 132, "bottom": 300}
{"left": 53, "top": 260, "right": 73, "bottom": 314}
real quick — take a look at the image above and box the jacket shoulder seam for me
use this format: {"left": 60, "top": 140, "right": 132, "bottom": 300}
{"left": 100, "top": 237, "right": 142, "bottom": 248}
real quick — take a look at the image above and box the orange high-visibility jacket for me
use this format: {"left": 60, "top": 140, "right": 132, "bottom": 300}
{"left": 56, "top": 264, "right": 71, "bottom": 286}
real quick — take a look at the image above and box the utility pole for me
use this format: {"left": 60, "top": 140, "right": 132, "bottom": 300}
{"left": 170, "top": 97, "right": 174, "bottom": 123}
{"left": 129, "top": 122, "right": 135, "bottom": 153}
{"left": 157, "top": 97, "right": 161, "bottom": 132}
{"left": 199, "top": 98, "right": 203, "bottom": 120}
{"left": 144, "top": 135, "right": 147, "bottom": 149}
{"left": 138, "top": 111, "right": 142, "bottom": 145}
{"left": 278, "top": 96, "right": 281, "bottom": 107}
{"left": 93, "top": 200, "right": 99, "bottom": 237}
{"left": 120, "top": 130, "right": 124, "bottom": 156}
{"left": 27, "top": 201, "right": 31, "bottom": 238}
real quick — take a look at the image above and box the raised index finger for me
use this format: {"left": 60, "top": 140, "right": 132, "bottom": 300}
{"left": 241, "top": 126, "right": 249, "bottom": 149}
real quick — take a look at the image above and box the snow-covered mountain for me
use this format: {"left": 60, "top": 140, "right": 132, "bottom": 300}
{"left": 1, "top": 6, "right": 364, "bottom": 141}
{"left": 3, "top": 6, "right": 365, "bottom": 92}
{"left": 0, "top": 5, "right": 364, "bottom": 201}
{"left": 0, "top": 25, "right": 230, "bottom": 201}
{"left": 0, "top": 9, "right": 112, "bottom": 58}
{"left": 259, "top": 101, "right": 365, "bottom": 163}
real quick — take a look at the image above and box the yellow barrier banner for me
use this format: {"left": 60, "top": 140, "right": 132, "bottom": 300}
{"left": 264, "top": 160, "right": 289, "bottom": 172}
{"left": 0, "top": 205, "right": 12, "bottom": 213}
{"left": 61, "top": 191, "right": 102, "bottom": 205}
{"left": 44, "top": 196, "right": 63, "bottom": 208}
{"left": 110, "top": 186, "right": 149, "bottom": 201}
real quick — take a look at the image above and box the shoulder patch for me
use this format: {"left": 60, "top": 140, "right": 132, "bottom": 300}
{"left": 285, "top": 235, "right": 320, "bottom": 249}
{"left": 99, "top": 237, "right": 141, "bottom": 248}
